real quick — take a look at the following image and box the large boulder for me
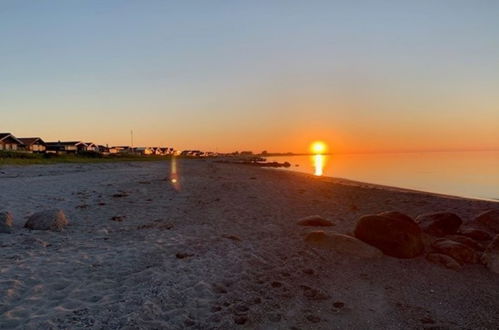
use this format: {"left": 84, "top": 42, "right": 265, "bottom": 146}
{"left": 416, "top": 212, "right": 462, "bottom": 237}
{"left": 481, "top": 235, "right": 499, "bottom": 274}
{"left": 458, "top": 227, "right": 493, "bottom": 241}
{"left": 426, "top": 253, "right": 461, "bottom": 271}
{"left": 24, "top": 209, "right": 68, "bottom": 231}
{"left": 304, "top": 231, "right": 382, "bottom": 258}
{"left": 297, "top": 215, "right": 334, "bottom": 227}
{"left": 0, "top": 211, "right": 13, "bottom": 234}
{"left": 354, "top": 212, "right": 424, "bottom": 258}
{"left": 431, "top": 239, "right": 478, "bottom": 264}
{"left": 472, "top": 210, "right": 499, "bottom": 234}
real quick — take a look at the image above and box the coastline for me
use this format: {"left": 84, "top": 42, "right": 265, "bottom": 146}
{"left": 1, "top": 159, "right": 498, "bottom": 328}
{"left": 267, "top": 168, "right": 499, "bottom": 203}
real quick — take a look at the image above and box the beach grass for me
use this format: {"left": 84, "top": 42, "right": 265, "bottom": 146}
{"left": 0, "top": 151, "right": 173, "bottom": 166}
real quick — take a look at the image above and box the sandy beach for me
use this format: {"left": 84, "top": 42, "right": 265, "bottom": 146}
{"left": 1, "top": 159, "right": 498, "bottom": 329}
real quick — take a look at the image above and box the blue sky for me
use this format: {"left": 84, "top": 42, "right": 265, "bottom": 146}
{"left": 1, "top": 1, "right": 498, "bottom": 152}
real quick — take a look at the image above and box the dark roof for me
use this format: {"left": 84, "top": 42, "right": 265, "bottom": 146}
{"left": 46, "top": 141, "right": 82, "bottom": 146}
{"left": 18, "top": 137, "right": 45, "bottom": 146}
{"left": 0, "top": 133, "right": 24, "bottom": 145}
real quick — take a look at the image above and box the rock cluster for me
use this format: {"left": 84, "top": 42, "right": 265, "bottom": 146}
{"left": 300, "top": 209, "right": 499, "bottom": 274}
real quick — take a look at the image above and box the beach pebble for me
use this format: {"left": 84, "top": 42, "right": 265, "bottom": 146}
{"left": 416, "top": 212, "right": 462, "bottom": 237}
{"left": 297, "top": 215, "right": 335, "bottom": 227}
{"left": 222, "top": 234, "right": 241, "bottom": 241}
{"left": 304, "top": 231, "right": 382, "bottom": 258}
{"left": 354, "top": 212, "right": 424, "bottom": 258}
{"left": 471, "top": 210, "right": 499, "bottom": 233}
{"left": 176, "top": 252, "right": 194, "bottom": 259}
{"left": 481, "top": 235, "right": 499, "bottom": 274}
{"left": 0, "top": 211, "right": 14, "bottom": 234}
{"left": 426, "top": 253, "right": 462, "bottom": 271}
{"left": 96, "top": 228, "right": 109, "bottom": 235}
{"left": 431, "top": 239, "right": 478, "bottom": 264}
{"left": 21, "top": 237, "right": 51, "bottom": 248}
{"left": 458, "top": 227, "right": 492, "bottom": 241}
{"left": 24, "top": 209, "right": 68, "bottom": 231}
{"left": 306, "top": 315, "right": 321, "bottom": 323}
{"left": 234, "top": 315, "right": 248, "bottom": 325}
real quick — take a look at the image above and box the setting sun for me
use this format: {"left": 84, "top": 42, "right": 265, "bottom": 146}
{"left": 310, "top": 141, "right": 327, "bottom": 155}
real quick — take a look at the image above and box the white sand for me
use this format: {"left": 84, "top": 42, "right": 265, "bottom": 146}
{"left": 0, "top": 160, "right": 498, "bottom": 329}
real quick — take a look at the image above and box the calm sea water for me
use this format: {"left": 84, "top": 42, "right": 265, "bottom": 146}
{"left": 266, "top": 151, "right": 499, "bottom": 201}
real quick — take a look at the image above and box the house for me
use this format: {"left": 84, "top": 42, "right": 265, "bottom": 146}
{"left": 18, "top": 137, "right": 46, "bottom": 153}
{"left": 98, "top": 145, "right": 110, "bottom": 154}
{"left": 180, "top": 150, "right": 203, "bottom": 157}
{"left": 0, "top": 133, "right": 25, "bottom": 152}
{"left": 46, "top": 141, "right": 80, "bottom": 154}
{"left": 135, "top": 147, "right": 153, "bottom": 155}
{"left": 160, "top": 147, "right": 172, "bottom": 155}
{"left": 112, "top": 146, "right": 133, "bottom": 154}
{"left": 81, "top": 142, "right": 98, "bottom": 152}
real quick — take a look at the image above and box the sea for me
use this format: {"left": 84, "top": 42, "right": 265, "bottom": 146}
{"left": 266, "top": 151, "right": 499, "bottom": 201}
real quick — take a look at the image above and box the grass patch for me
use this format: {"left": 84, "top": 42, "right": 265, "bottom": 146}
{"left": 0, "top": 151, "right": 173, "bottom": 166}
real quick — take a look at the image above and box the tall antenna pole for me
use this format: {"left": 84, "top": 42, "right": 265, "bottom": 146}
{"left": 131, "top": 130, "right": 134, "bottom": 150}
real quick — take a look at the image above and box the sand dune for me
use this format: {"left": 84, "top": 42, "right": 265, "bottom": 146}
{"left": 0, "top": 160, "right": 498, "bottom": 329}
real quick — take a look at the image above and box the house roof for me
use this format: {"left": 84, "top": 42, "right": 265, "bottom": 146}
{"left": 18, "top": 137, "right": 45, "bottom": 146}
{"left": 0, "top": 133, "right": 24, "bottom": 145}
{"left": 46, "top": 141, "right": 82, "bottom": 146}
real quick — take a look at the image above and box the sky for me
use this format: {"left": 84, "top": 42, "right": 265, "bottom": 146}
{"left": 1, "top": 1, "right": 498, "bottom": 153}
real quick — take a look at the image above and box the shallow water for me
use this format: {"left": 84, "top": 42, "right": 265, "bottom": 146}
{"left": 267, "top": 151, "right": 499, "bottom": 201}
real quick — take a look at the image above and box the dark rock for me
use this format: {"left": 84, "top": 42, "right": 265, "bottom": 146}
{"left": 306, "top": 315, "right": 321, "bottom": 323}
{"left": 233, "top": 315, "right": 248, "bottom": 325}
{"left": 176, "top": 252, "right": 194, "bottom": 259}
{"left": 431, "top": 239, "right": 478, "bottom": 264}
{"left": 24, "top": 209, "right": 68, "bottom": 231}
{"left": 333, "top": 301, "right": 345, "bottom": 309}
{"left": 472, "top": 210, "right": 499, "bottom": 233}
{"left": 481, "top": 235, "right": 499, "bottom": 274}
{"left": 222, "top": 234, "right": 241, "bottom": 241}
{"left": 354, "top": 213, "right": 424, "bottom": 258}
{"left": 458, "top": 227, "right": 492, "bottom": 241}
{"left": 416, "top": 212, "right": 462, "bottom": 237}
{"left": 378, "top": 211, "right": 415, "bottom": 224}
{"left": 184, "top": 319, "right": 195, "bottom": 327}
{"left": 112, "top": 192, "right": 129, "bottom": 198}
{"left": 297, "top": 215, "right": 334, "bottom": 227}
{"left": 305, "top": 231, "right": 382, "bottom": 258}
{"left": 303, "top": 268, "right": 314, "bottom": 275}
{"left": 235, "top": 304, "right": 249, "bottom": 313}
{"left": 0, "top": 211, "right": 13, "bottom": 234}
{"left": 446, "top": 235, "right": 485, "bottom": 252}
{"left": 110, "top": 216, "right": 125, "bottom": 222}
{"left": 426, "top": 253, "right": 461, "bottom": 271}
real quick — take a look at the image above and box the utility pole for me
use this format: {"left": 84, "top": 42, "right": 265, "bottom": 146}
{"left": 131, "top": 130, "right": 134, "bottom": 150}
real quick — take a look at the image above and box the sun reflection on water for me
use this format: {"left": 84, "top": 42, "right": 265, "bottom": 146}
{"left": 312, "top": 154, "right": 326, "bottom": 176}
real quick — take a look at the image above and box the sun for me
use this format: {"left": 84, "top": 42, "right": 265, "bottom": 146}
{"left": 310, "top": 141, "right": 327, "bottom": 154}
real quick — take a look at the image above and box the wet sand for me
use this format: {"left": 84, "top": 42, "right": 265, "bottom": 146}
{"left": 0, "top": 159, "right": 498, "bottom": 329}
